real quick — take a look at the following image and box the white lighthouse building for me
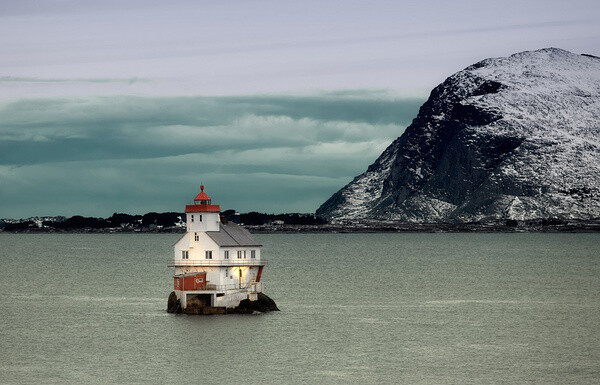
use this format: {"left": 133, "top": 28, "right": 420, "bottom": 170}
{"left": 167, "top": 185, "right": 269, "bottom": 314}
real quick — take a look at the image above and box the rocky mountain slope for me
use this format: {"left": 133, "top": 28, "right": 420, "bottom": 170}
{"left": 317, "top": 48, "right": 600, "bottom": 223}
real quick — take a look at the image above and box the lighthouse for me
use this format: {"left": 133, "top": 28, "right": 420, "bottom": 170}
{"left": 167, "top": 185, "right": 278, "bottom": 314}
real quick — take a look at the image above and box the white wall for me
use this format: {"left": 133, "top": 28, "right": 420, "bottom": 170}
{"left": 221, "top": 247, "right": 261, "bottom": 260}
{"left": 173, "top": 232, "right": 191, "bottom": 259}
{"left": 173, "top": 231, "right": 219, "bottom": 260}
{"left": 172, "top": 219, "right": 264, "bottom": 309}
{"left": 186, "top": 212, "right": 220, "bottom": 232}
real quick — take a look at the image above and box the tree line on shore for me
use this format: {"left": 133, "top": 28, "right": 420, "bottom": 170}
{"left": 0, "top": 210, "right": 327, "bottom": 231}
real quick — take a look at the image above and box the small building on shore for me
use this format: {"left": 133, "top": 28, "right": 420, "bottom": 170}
{"left": 167, "top": 185, "right": 277, "bottom": 314}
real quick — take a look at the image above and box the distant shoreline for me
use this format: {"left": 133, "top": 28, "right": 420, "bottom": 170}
{"left": 247, "top": 221, "right": 600, "bottom": 233}
{"left": 3, "top": 221, "right": 600, "bottom": 234}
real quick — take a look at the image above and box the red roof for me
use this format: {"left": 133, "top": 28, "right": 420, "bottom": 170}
{"left": 194, "top": 191, "right": 211, "bottom": 201}
{"left": 194, "top": 184, "right": 211, "bottom": 202}
{"left": 185, "top": 204, "right": 221, "bottom": 213}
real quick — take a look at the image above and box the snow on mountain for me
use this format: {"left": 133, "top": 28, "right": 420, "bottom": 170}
{"left": 317, "top": 48, "right": 600, "bottom": 223}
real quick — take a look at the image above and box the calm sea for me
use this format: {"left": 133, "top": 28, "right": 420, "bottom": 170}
{"left": 0, "top": 233, "right": 599, "bottom": 384}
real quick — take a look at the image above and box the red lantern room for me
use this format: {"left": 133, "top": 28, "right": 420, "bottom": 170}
{"left": 194, "top": 185, "right": 212, "bottom": 205}
{"left": 186, "top": 185, "right": 220, "bottom": 215}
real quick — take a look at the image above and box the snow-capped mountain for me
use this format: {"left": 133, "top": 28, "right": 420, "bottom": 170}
{"left": 317, "top": 48, "right": 600, "bottom": 223}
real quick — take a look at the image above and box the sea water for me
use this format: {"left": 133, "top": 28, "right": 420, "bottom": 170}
{"left": 0, "top": 233, "right": 598, "bottom": 384}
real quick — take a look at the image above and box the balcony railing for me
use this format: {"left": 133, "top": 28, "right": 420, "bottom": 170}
{"left": 175, "top": 281, "right": 264, "bottom": 292}
{"left": 205, "top": 282, "right": 263, "bottom": 292}
{"left": 167, "top": 258, "right": 267, "bottom": 267}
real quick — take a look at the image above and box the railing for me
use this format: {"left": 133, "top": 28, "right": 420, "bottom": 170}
{"left": 167, "top": 259, "right": 267, "bottom": 267}
{"left": 178, "top": 282, "right": 263, "bottom": 292}
{"left": 202, "top": 282, "right": 263, "bottom": 292}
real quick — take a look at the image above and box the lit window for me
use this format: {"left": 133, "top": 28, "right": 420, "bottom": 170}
{"left": 205, "top": 250, "right": 212, "bottom": 259}
{"left": 194, "top": 233, "right": 199, "bottom": 241}
{"left": 251, "top": 250, "right": 256, "bottom": 259}
{"left": 224, "top": 250, "right": 229, "bottom": 259}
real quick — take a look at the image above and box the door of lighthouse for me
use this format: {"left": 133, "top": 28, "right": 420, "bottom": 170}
{"left": 238, "top": 268, "right": 242, "bottom": 288}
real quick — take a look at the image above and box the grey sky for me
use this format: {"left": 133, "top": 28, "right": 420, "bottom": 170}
{"left": 1, "top": 0, "right": 599, "bottom": 217}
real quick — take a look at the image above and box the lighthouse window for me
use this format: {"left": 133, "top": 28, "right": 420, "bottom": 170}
{"left": 194, "top": 233, "right": 199, "bottom": 241}
{"left": 251, "top": 250, "right": 256, "bottom": 259}
{"left": 205, "top": 250, "right": 213, "bottom": 259}
{"left": 237, "top": 250, "right": 242, "bottom": 259}
{"left": 181, "top": 250, "right": 189, "bottom": 259}
{"left": 199, "top": 215, "right": 203, "bottom": 222}
{"left": 243, "top": 250, "right": 247, "bottom": 259}
{"left": 191, "top": 215, "right": 194, "bottom": 222}
{"left": 224, "top": 250, "right": 229, "bottom": 259}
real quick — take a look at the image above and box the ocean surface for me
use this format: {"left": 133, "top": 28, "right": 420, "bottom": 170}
{"left": 0, "top": 233, "right": 599, "bottom": 384}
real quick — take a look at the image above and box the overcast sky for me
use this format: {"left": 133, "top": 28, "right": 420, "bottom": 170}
{"left": 1, "top": 0, "right": 599, "bottom": 217}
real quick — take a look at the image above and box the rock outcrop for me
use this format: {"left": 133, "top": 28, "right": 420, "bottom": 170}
{"left": 166, "top": 291, "right": 279, "bottom": 315}
{"left": 167, "top": 291, "right": 182, "bottom": 313}
{"left": 317, "top": 48, "right": 600, "bottom": 223}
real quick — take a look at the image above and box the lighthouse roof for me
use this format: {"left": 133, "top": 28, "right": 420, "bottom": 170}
{"left": 206, "top": 222, "right": 262, "bottom": 247}
{"left": 194, "top": 191, "right": 211, "bottom": 201}
{"left": 187, "top": 184, "right": 219, "bottom": 212}
{"left": 185, "top": 204, "right": 221, "bottom": 213}
{"left": 194, "top": 185, "right": 211, "bottom": 202}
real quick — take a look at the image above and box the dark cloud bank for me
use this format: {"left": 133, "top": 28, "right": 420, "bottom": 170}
{"left": 0, "top": 92, "right": 423, "bottom": 217}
